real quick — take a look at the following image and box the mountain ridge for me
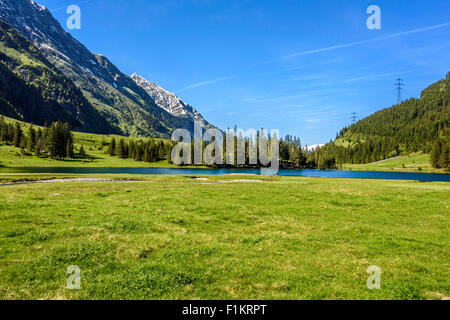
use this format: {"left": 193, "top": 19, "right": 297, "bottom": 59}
{"left": 130, "top": 73, "right": 211, "bottom": 127}
{"left": 0, "top": 19, "right": 116, "bottom": 133}
{"left": 0, "top": 0, "right": 214, "bottom": 137}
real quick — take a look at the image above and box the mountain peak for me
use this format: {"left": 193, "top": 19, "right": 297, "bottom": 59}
{"left": 30, "top": 0, "right": 46, "bottom": 11}
{"left": 131, "top": 73, "right": 211, "bottom": 126}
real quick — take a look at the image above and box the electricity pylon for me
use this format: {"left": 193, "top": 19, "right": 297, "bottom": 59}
{"left": 395, "top": 78, "right": 404, "bottom": 105}
{"left": 351, "top": 112, "right": 358, "bottom": 124}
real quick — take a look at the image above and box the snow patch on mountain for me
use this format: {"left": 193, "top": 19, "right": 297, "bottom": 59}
{"left": 303, "top": 144, "right": 325, "bottom": 152}
{"left": 30, "top": 1, "right": 46, "bottom": 11}
{"left": 131, "top": 73, "right": 210, "bottom": 126}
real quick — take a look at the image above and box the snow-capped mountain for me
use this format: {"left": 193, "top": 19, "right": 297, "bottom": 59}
{"left": 131, "top": 73, "right": 210, "bottom": 126}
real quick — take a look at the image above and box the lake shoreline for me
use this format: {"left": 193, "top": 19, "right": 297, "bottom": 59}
{"left": 0, "top": 167, "right": 449, "bottom": 182}
{"left": 0, "top": 165, "right": 448, "bottom": 174}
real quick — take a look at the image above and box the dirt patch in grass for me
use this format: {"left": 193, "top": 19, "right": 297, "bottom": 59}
{"left": 0, "top": 178, "right": 148, "bottom": 186}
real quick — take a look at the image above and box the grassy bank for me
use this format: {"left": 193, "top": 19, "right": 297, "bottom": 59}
{"left": 342, "top": 153, "right": 443, "bottom": 173}
{"left": 0, "top": 175, "right": 448, "bottom": 300}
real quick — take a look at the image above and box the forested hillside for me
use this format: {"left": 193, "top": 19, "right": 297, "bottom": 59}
{"left": 310, "top": 73, "right": 450, "bottom": 170}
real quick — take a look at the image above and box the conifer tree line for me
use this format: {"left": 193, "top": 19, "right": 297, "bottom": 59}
{"left": 171, "top": 131, "right": 306, "bottom": 168}
{"left": 105, "top": 128, "right": 307, "bottom": 168}
{"left": 430, "top": 139, "right": 450, "bottom": 170}
{"left": 0, "top": 117, "right": 308, "bottom": 168}
{"left": 279, "top": 135, "right": 307, "bottom": 168}
{"left": 0, "top": 117, "right": 74, "bottom": 159}
{"left": 106, "top": 136, "right": 175, "bottom": 163}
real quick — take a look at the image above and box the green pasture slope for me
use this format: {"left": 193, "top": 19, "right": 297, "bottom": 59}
{"left": 342, "top": 153, "right": 437, "bottom": 173}
{"left": 0, "top": 175, "right": 448, "bottom": 300}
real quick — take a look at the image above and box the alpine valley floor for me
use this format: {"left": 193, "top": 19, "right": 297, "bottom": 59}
{"left": 0, "top": 174, "right": 448, "bottom": 300}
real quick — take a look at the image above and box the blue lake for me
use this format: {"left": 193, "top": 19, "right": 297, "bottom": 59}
{"left": 0, "top": 167, "right": 449, "bottom": 182}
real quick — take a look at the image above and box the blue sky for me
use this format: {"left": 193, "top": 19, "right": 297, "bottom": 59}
{"left": 39, "top": 0, "right": 450, "bottom": 145}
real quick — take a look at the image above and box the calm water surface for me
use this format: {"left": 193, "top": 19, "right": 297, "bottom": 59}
{"left": 0, "top": 167, "right": 449, "bottom": 182}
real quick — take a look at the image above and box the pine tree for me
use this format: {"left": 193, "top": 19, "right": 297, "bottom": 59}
{"left": 430, "top": 140, "right": 442, "bottom": 168}
{"left": 79, "top": 145, "right": 86, "bottom": 156}
{"left": 0, "top": 116, "right": 6, "bottom": 143}
{"left": 13, "top": 122, "right": 22, "bottom": 147}
{"left": 66, "top": 135, "right": 74, "bottom": 158}
{"left": 158, "top": 142, "right": 165, "bottom": 160}
{"left": 26, "top": 125, "right": 36, "bottom": 152}
{"left": 35, "top": 138, "right": 42, "bottom": 156}
{"left": 318, "top": 154, "right": 327, "bottom": 170}
{"left": 108, "top": 138, "right": 116, "bottom": 156}
{"left": 135, "top": 144, "right": 143, "bottom": 161}
{"left": 439, "top": 142, "right": 449, "bottom": 170}
{"left": 49, "top": 122, "right": 67, "bottom": 158}
{"left": 34, "top": 128, "right": 43, "bottom": 156}
{"left": 42, "top": 126, "right": 50, "bottom": 152}
{"left": 117, "top": 139, "right": 127, "bottom": 158}
{"left": 128, "top": 140, "right": 135, "bottom": 159}
{"left": 143, "top": 142, "right": 151, "bottom": 162}
{"left": 62, "top": 123, "right": 73, "bottom": 158}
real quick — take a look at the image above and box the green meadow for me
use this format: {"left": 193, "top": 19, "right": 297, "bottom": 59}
{"left": 0, "top": 175, "right": 448, "bottom": 300}
{"left": 343, "top": 153, "right": 438, "bottom": 173}
{"left": 0, "top": 119, "right": 448, "bottom": 300}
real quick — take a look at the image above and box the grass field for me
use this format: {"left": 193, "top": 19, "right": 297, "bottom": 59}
{"left": 343, "top": 153, "right": 441, "bottom": 173}
{"left": 0, "top": 175, "right": 448, "bottom": 300}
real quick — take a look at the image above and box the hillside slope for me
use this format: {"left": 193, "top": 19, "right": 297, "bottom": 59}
{"left": 0, "top": 0, "right": 211, "bottom": 137}
{"left": 0, "top": 20, "right": 115, "bottom": 133}
{"left": 312, "top": 73, "right": 449, "bottom": 167}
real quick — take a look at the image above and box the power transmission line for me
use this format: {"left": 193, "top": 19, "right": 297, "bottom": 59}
{"left": 351, "top": 112, "right": 358, "bottom": 124}
{"left": 394, "top": 78, "right": 404, "bottom": 105}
